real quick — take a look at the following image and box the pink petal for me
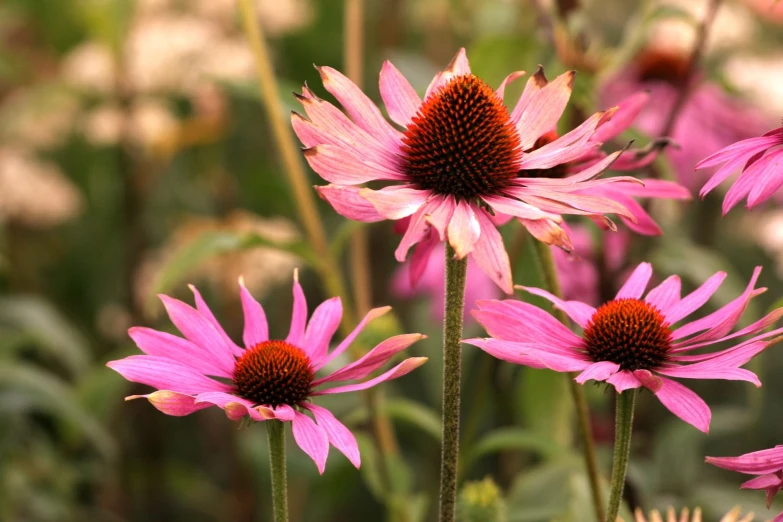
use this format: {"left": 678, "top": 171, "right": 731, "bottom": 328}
{"left": 471, "top": 299, "right": 582, "bottom": 347}
{"left": 470, "top": 209, "right": 513, "bottom": 294}
{"left": 518, "top": 218, "right": 573, "bottom": 251}
{"left": 304, "top": 403, "right": 360, "bottom": 468}
{"left": 606, "top": 370, "right": 643, "bottom": 392}
{"left": 664, "top": 271, "right": 727, "bottom": 325}
{"left": 195, "top": 392, "right": 264, "bottom": 421}
{"left": 424, "top": 195, "right": 457, "bottom": 242}
{"left": 447, "top": 200, "right": 480, "bottom": 258}
{"left": 258, "top": 404, "right": 297, "bottom": 422}
{"left": 395, "top": 204, "right": 433, "bottom": 262}
{"left": 644, "top": 275, "right": 682, "bottom": 311}
{"left": 316, "top": 185, "right": 385, "bottom": 222}
{"left": 303, "top": 297, "right": 343, "bottom": 364}
{"left": 496, "top": 70, "right": 527, "bottom": 100}
{"left": 615, "top": 262, "right": 653, "bottom": 300}
{"left": 741, "top": 474, "right": 783, "bottom": 490}
{"left": 379, "top": 60, "right": 422, "bottom": 127}
{"left": 649, "top": 376, "right": 711, "bottom": 433}
{"left": 317, "top": 65, "right": 402, "bottom": 150}
{"left": 574, "top": 361, "right": 620, "bottom": 383}
{"left": 481, "top": 194, "right": 562, "bottom": 221}
{"left": 425, "top": 49, "right": 472, "bottom": 97}
{"left": 303, "top": 144, "right": 405, "bottom": 185}
{"left": 591, "top": 91, "right": 649, "bottom": 143}
{"left": 159, "top": 295, "right": 236, "bottom": 375}
{"left": 291, "top": 411, "right": 330, "bottom": 474}
{"left": 360, "top": 185, "right": 430, "bottom": 220}
{"left": 695, "top": 134, "right": 782, "bottom": 170}
{"left": 515, "top": 70, "right": 575, "bottom": 149}
{"left": 107, "top": 355, "right": 232, "bottom": 394}
{"left": 311, "top": 357, "right": 428, "bottom": 395}
{"left": 313, "top": 333, "right": 425, "bottom": 386}
{"left": 613, "top": 178, "right": 691, "bottom": 200}
{"left": 128, "top": 327, "right": 231, "bottom": 378}
{"left": 286, "top": 279, "right": 308, "bottom": 346}
{"left": 126, "top": 390, "right": 209, "bottom": 416}
{"left": 463, "top": 338, "right": 548, "bottom": 369}
{"left": 408, "top": 234, "right": 438, "bottom": 287}
{"left": 188, "top": 285, "right": 244, "bottom": 357}
{"left": 465, "top": 338, "right": 590, "bottom": 372}
{"left": 706, "top": 446, "right": 783, "bottom": 475}
{"left": 510, "top": 66, "right": 548, "bottom": 123}
{"left": 747, "top": 149, "right": 783, "bottom": 208}
{"left": 239, "top": 280, "right": 269, "bottom": 348}
{"left": 315, "top": 306, "right": 392, "bottom": 371}
{"left": 518, "top": 286, "right": 596, "bottom": 327}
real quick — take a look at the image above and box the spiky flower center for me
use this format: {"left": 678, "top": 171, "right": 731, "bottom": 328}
{"left": 519, "top": 130, "right": 568, "bottom": 179}
{"left": 636, "top": 48, "right": 690, "bottom": 86}
{"left": 401, "top": 74, "right": 522, "bottom": 200}
{"left": 233, "top": 340, "right": 314, "bottom": 407}
{"left": 583, "top": 298, "right": 672, "bottom": 371}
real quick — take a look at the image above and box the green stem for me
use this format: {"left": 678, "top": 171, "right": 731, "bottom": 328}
{"left": 606, "top": 390, "right": 636, "bottom": 522}
{"left": 531, "top": 239, "right": 605, "bottom": 522}
{"left": 438, "top": 244, "right": 468, "bottom": 522}
{"left": 267, "top": 420, "right": 289, "bottom": 522}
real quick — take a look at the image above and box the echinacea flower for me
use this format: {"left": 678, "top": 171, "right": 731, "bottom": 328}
{"left": 707, "top": 445, "right": 783, "bottom": 522}
{"left": 696, "top": 127, "right": 783, "bottom": 214}
{"left": 466, "top": 262, "right": 783, "bottom": 432}
{"left": 293, "top": 48, "right": 644, "bottom": 293}
{"left": 107, "top": 278, "right": 427, "bottom": 473}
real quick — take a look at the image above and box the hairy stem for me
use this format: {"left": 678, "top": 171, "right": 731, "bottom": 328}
{"left": 606, "top": 390, "right": 636, "bottom": 522}
{"left": 438, "top": 244, "right": 468, "bottom": 522}
{"left": 532, "top": 239, "right": 605, "bottom": 522}
{"left": 267, "top": 420, "right": 289, "bottom": 522}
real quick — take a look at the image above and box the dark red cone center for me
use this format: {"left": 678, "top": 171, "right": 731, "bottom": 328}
{"left": 233, "top": 340, "right": 314, "bottom": 407}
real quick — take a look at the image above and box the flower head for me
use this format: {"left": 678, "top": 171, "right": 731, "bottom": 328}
{"left": 466, "top": 263, "right": 783, "bottom": 432}
{"left": 696, "top": 127, "right": 783, "bottom": 214}
{"left": 707, "top": 445, "right": 783, "bottom": 521}
{"left": 107, "top": 278, "right": 427, "bottom": 473}
{"left": 293, "top": 48, "right": 645, "bottom": 293}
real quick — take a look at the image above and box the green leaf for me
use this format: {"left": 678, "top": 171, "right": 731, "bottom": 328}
{"left": 463, "top": 427, "right": 566, "bottom": 473}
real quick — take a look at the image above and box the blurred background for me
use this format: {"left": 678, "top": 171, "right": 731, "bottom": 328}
{"left": 3, "top": 0, "right": 783, "bottom": 520}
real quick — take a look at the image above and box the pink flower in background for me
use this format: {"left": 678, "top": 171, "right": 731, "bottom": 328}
{"left": 466, "top": 263, "right": 783, "bottom": 432}
{"left": 696, "top": 127, "right": 783, "bottom": 214}
{"left": 706, "top": 445, "right": 783, "bottom": 521}
{"left": 107, "top": 278, "right": 427, "bottom": 473}
{"left": 601, "top": 47, "right": 769, "bottom": 192}
{"left": 293, "top": 48, "right": 642, "bottom": 293}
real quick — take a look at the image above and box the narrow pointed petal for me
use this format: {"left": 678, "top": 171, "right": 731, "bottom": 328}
{"left": 518, "top": 217, "right": 573, "bottom": 251}
{"left": 515, "top": 70, "right": 575, "bottom": 149}
{"left": 664, "top": 271, "right": 727, "bottom": 325}
{"left": 107, "top": 355, "right": 232, "bottom": 394}
{"left": 304, "top": 403, "right": 361, "bottom": 468}
{"left": 706, "top": 446, "right": 783, "bottom": 474}
{"left": 606, "top": 370, "right": 643, "bottom": 392}
{"left": 128, "top": 327, "right": 231, "bottom": 377}
{"left": 316, "top": 185, "right": 385, "bottom": 222}
{"left": 195, "top": 392, "right": 265, "bottom": 421}
{"left": 312, "top": 357, "right": 428, "bottom": 395}
{"left": 472, "top": 299, "right": 582, "bottom": 347}
{"left": 303, "top": 145, "right": 405, "bottom": 185}
{"left": 464, "top": 338, "right": 548, "bottom": 368}
{"left": 575, "top": 361, "right": 620, "bottom": 383}
{"left": 286, "top": 279, "right": 308, "bottom": 346}
{"left": 496, "top": 70, "right": 526, "bottom": 100}
{"left": 648, "top": 376, "right": 711, "bottom": 433}
{"left": 303, "top": 297, "right": 343, "bottom": 364}
{"left": 380, "top": 60, "right": 422, "bottom": 127}
{"left": 645, "top": 275, "right": 682, "bottom": 311}
{"left": 188, "top": 285, "right": 244, "bottom": 357}
{"left": 616, "top": 262, "right": 653, "bottom": 300}
{"left": 470, "top": 210, "right": 512, "bottom": 294}
{"left": 239, "top": 280, "right": 269, "bottom": 348}
{"left": 741, "top": 474, "right": 783, "bottom": 490}
{"left": 591, "top": 91, "right": 649, "bottom": 143}
{"left": 447, "top": 200, "right": 481, "bottom": 258}
{"left": 360, "top": 185, "right": 430, "bottom": 220}
{"left": 518, "top": 286, "right": 596, "bottom": 327}
{"left": 292, "top": 411, "right": 330, "bottom": 474}
{"left": 510, "top": 66, "right": 547, "bottom": 123}
{"left": 395, "top": 204, "right": 432, "bottom": 262}
{"left": 315, "top": 306, "right": 392, "bottom": 371}
{"left": 126, "top": 390, "right": 209, "bottom": 416}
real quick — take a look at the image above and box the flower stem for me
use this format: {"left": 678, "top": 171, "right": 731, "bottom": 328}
{"left": 606, "top": 390, "right": 636, "bottom": 522}
{"left": 266, "top": 420, "right": 289, "bottom": 522}
{"left": 438, "top": 244, "right": 468, "bottom": 522}
{"left": 531, "top": 239, "right": 605, "bottom": 522}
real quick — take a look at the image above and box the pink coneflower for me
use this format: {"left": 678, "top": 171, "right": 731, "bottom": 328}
{"left": 107, "top": 278, "right": 427, "bottom": 473}
{"left": 293, "top": 48, "right": 645, "bottom": 293}
{"left": 466, "top": 262, "right": 783, "bottom": 432}
{"left": 601, "top": 47, "right": 769, "bottom": 192}
{"left": 706, "top": 445, "right": 783, "bottom": 521}
{"left": 696, "top": 127, "right": 783, "bottom": 214}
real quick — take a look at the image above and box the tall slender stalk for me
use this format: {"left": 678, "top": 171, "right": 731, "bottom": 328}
{"left": 606, "top": 390, "right": 636, "bottom": 522}
{"left": 439, "top": 244, "right": 468, "bottom": 522}
{"left": 531, "top": 239, "right": 605, "bottom": 522}
{"left": 266, "top": 420, "right": 289, "bottom": 522}
{"left": 237, "top": 0, "right": 353, "bottom": 326}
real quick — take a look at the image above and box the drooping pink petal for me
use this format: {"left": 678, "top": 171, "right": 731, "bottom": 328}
{"left": 664, "top": 271, "right": 727, "bottom": 325}
{"left": 303, "top": 145, "right": 405, "bottom": 185}
{"left": 107, "top": 355, "right": 232, "bottom": 395}
{"left": 239, "top": 280, "right": 269, "bottom": 349}
{"left": 644, "top": 275, "right": 682, "bottom": 311}
{"left": 303, "top": 297, "right": 343, "bottom": 364}
{"left": 606, "top": 370, "right": 643, "bottom": 392}
{"left": 463, "top": 338, "right": 548, "bottom": 369}
{"left": 316, "top": 185, "right": 385, "bottom": 222}
{"left": 470, "top": 209, "right": 513, "bottom": 294}
{"left": 159, "top": 295, "right": 237, "bottom": 375}
{"left": 128, "top": 327, "right": 231, "bottom": 378}
{"left": 471, "top": 299, "right": 583, "bottom": 347}
{"left": 195, "top": 392, "right": 265, "bottom": 421}
{"left": 408, "top": 234, "right": 438, "bottom": 288}
{"left": 304, "top": 403, "right": 361, "bottom": 468}
{"left": 518, "top": 286, "right": 597, "bottom": 327}
{"left": 291, "top": 411, "right": 330, "bottom": 474}
{"left": 379, "top": 60, "right": 422, "bottom": 127}
{"left": 423, "top": 195, "right": 457, "bottom": 242}
{"left": 257, "top": 404, "right": 297, "bottom": 422}
{"left": 615, "top": 262, "right": 653, "bottom": 300}
{"left": 286, "top": 279, "right": 308, "bottom": 346}
{"left": 515, "top": 70, "right": 575, "bottom": 149}
{"left": 648, "top": 376, "right": 711, "bottom": 433}
{"left": 741, "top": 474, "right": 783, "bottom": 491}
{"left": 188, "top": 285, "right": 244, "bottom": 357}
{"left": 481, "top": 194, "right": 562, "bottom": 221}
{"left": 706, "top": 446, "right": 783, "bottom": 475}
{"left": 313, "top": 333, "right": 425, "bottom": 385}
{"left": 447, "top": 200, "right": 481, "bottom": 258}
{"left": 747, "top": 149, "right": 783, "bottom": 208}
{"left": 312, "top": 357, "right": 428, "bottom": 395}
{"left": 496, "top": 70, "right": 526, "bottom": 100}
{"left": 574, "top": 361, "right": 620, "bottom": 383}
{"left": 126, "top": 390, "right": 210, "bottom": 416}
{"left": 315, "top": 306, "right": 392, "bottom": 371}
{"left": 395, "top": 204, "right": 434, "bottom": 262}
{"left": 317, "top": 65, "right": 403, "bottom": 151}
{"left": 611, "top": 179, "right": 691, "bottom": 200}
{"left": 591, "top": 91, "right": 649, "bottom": 143}
{"left": 657, "top": 366, "right": 761, "bottom": 386}
{"left": 517, "top": 217, "right": 573, "bottom": 251}
{"left": 360, "top": 185, "right": 430, "bottom": 220}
